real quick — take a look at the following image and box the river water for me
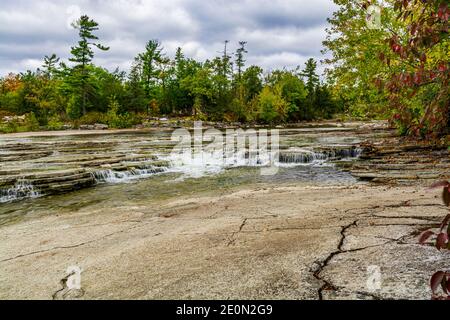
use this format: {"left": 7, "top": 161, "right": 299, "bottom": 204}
{"left": 0, "top": 124, "right": 380, "bottom": 225}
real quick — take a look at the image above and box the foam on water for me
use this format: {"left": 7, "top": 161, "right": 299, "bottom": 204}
{"left": 161, "top": 146, "right": 362, "bottom": 179}
{"left": 162, "top": 149, "right": 272, "bottom": 179}
{"left": 277, "top": 147, "right": 362, "bottom": 167}
{"left": 161, "top": 148, "right": 361, "bottom": 179}
{"left": 0, "top": 180, "right": 41, "bottom": 204}
{"left": 92, "top": 166, "right": 168, "bottom": 184}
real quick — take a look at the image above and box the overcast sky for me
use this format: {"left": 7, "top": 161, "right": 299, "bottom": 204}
{"left": 0, "top": 0, "right": 337, "bottom": 77}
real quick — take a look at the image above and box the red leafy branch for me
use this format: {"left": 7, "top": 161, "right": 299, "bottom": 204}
{"left": 419, "top": 180, "right": 450, "bottom": 299}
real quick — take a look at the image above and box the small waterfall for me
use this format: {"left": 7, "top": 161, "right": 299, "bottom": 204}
{"left": 0, "top": 180, "right": 40, "bottom": 203}
{"left": 164, "top": 149, "right": 274, "bottom": 178}
{"left": 278, "top": 147, "right": 362, "bottom": 165}
{"left": 92, "top": 166, "right": 167, "bottom": 184}
{"left": 325, "top": 148, "right": 363, "bottom": 159}
{"left": 278, "top": 152, "right": 328, "bottom": 164}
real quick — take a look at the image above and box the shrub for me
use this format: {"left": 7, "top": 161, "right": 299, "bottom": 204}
{"left": 66, "top": 95, "right": 82, "bottom": 120}
{"left": 23, "top": 112, "right": 40, "bottom": 131}
{"left": 257, "top": 86, "right": 288, "bottom": 124}
{"left": 106, "top": 96, "right": 142, "bottom": 129}
{"left": 46, "top": 115, "right": 65, "bottom": 131}
{"left": 0, "top": 121, "right": 19, "bottom": 134}
{"left": 0, "top": 112, "right": 40, "bottom": 133}
{"left": 79, "top": 112, "right": 107, "bottom": 125}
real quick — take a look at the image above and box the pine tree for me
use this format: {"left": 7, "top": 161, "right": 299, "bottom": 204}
{"left": 235, "top": 41, "right": 248, "bottom": 83}
{"left": 138, "top": 40, "right": 165, "bottom": 97}
{"left": 300, "top": 58, "right": 320, "bottom": 119}
{"left": 41, "top": 54, "right": 60, "bottom": 79}
{"left": 69, "top": 15, "right": 109, "bottom": 116}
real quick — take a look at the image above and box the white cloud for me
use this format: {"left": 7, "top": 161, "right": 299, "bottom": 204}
{"left": 0, "top": 0, "right": 337, "bottom": 76}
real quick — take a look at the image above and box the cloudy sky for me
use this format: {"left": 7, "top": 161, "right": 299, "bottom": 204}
{"left": 0, "top": 0, "right": 337, "bottom": 77}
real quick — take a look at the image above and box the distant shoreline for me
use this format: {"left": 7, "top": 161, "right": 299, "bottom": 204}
{"left": 0, "top": 119, "right": 388, "bottom": 138}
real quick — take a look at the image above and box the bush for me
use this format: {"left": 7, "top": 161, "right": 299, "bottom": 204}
{"left": 0, "top": 112, "right": 40, "bottom": 133}
{"left": 106, "top": 96, "right": 142, "bottom": 129}
{"left": 0, "top": 121, "right": 19, "bottom": 134}
{"left": 257, "top": 86, "right": 288, "bottom": 124}
{"left": 79, "top": 112, "right": 107, "bottom": 125}
{"left": 23, "top": 112, "right": 40, "bottom": 131}
{"left": 66, "top": 95, "right": 82, "bottom": 120}
{"left": 46, "top": 115, "right": 65, "bottom": 131}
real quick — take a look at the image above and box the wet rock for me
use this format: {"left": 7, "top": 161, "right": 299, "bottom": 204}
{"left": 347, "top": 137, "right": 450, "bottom": 185}
{"left": 94, "top": 123, "right": 108, "bottom": 130}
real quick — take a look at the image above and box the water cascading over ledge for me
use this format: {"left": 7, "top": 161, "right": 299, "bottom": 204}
{"left": 0, "top": 163, "right": 172, "bottom": 203}
{"left": 278, "top": 147, "right": 363, "bottom": 165}
{"left": 92, "top": 166, "right": 168, "bottom": 184}
{"left": 0, "top": 180, "right": 40, "bottom": 203}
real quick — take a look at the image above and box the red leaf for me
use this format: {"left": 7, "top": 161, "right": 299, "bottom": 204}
{"left": 443, "top": 188, "right": 450, "bottom": 207}
{"left": 442, "top": 277, "right": 448, "bottom": 294}
{"left": 440, "top": 214, "right": 450, "bottom": 232}
{"left": 436, "top": 233, "right": 449, "bottom": 250}
{"left": 431, "top": 272, "right": 446, "bottom": 294}
{"left": 414, "top": 72, "right": 422, "bottom": 85}
{"left": 419, "top": 230, "right": 435, "bottom": 244}
{"left": 420, "top": 53, "right": 426, "bottom": 63}
{"left": 429, "top": 181, "right": 450, "bottom": 190}
{"left": 447, "top": 277, "right": 450, "bottom": 293}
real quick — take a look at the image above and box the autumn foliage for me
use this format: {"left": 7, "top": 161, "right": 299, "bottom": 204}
{"left": 419, "top": 180, "right": 450, "bottom": 300}
{"left": 381, "top": 0, "right": 449, "bottom": 138}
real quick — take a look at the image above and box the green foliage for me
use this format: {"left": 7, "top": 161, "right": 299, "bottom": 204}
{"left": 69, "top": 15, "right": 109, "bottom": 116}
{"left": 257, "top": 86, "right": 288, "bottom": 124}
{"left": 235, "top": 41, "right": 248, "bottom": 83}
{"left": 0, "top": 112, "right": 40, "bottom": 133}
{"left": 66, "top": 95, "right": 82, "bottom": 120}
{"left": 323, "top": 0, "right": 448, "bottom": 138}
{"left": 383, "top": 0, "right": 449, "bottom": 138}
{"left": 105, "top": 96, "right": 141, "bottom": 129}
{"left": 24, "top": 112, "right": 40, "bottom": 131}
{"left": 79, "top": 112, "right": 107, "bottom": 125}
{"left": 47, "top": 115, "right": 65, "bottom": 131}
{"left": 323, "top": 0, "right": 395, "bottom": 117}
{"left": 242, "top": 66, "right": 263, "bottom": 103}
{"left": 0, "top": 14, "right": 347, "bottom": 131}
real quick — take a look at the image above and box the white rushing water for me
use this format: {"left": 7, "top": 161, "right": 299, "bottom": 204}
{"left": 0, "top": 146, "right": 362, "bottom": 204}
{"left": 0, "top": 126, "right": 365, "bottom": 205}
{"left": 92, "top": 166, "right": 168, "bottom": 184}
{"left": 161, "top": 146, "right": 362, "bottom": 179}
{"left": 0, "top": 180, "right": 41, "bottom": 204}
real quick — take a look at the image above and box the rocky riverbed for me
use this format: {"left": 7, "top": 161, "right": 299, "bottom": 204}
{"left": 0, "top": 121, "right": 449, "bottom": 300}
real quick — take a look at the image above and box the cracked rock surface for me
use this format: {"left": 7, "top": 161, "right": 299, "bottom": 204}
{"left": 0, "top": 184, "right": 449, "bottom": 300}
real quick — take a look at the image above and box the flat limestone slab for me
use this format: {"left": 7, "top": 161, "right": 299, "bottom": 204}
{"left": 0, "top": 184, "right": 448, "bottom": 300}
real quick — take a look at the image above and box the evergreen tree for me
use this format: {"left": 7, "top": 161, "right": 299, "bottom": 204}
{"left": 234, "top": 41, "right": 248, "bottom": 83}
{"left": 242, "top": 66, "right": 263, "bottom": 103}
{"left": 315, "top": 84, "right": 337, "bottom": 119}
{"left": 138, "top": 40, "right": 165, "bottom": 96}
{"left": 41, "top": 54, "right": 60, "bottom": 79}
{"left": 69, "top": 15, "right": 109, "bottom": 116}
{"left": 300, "top": 58, "right": 320, "bottom": 119}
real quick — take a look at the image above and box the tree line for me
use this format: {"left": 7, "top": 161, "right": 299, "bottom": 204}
{"left": 2, "top": 0, "right": 447, "bottom": 139}
{"left": 0, "top": 15, "right": 340, "bottom": 132}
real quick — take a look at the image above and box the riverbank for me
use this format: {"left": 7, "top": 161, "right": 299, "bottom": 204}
{"left": 0, "top": 121, "right": 377, "bottom": 203}
{"left": 0, "top": 119, "right": 386, "bottom": 137}
{"left": 1, "top": 183, "right": 448, "bottom": 299}
{"left": 1, "top": 121, "right": 449, "bottom": 300}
